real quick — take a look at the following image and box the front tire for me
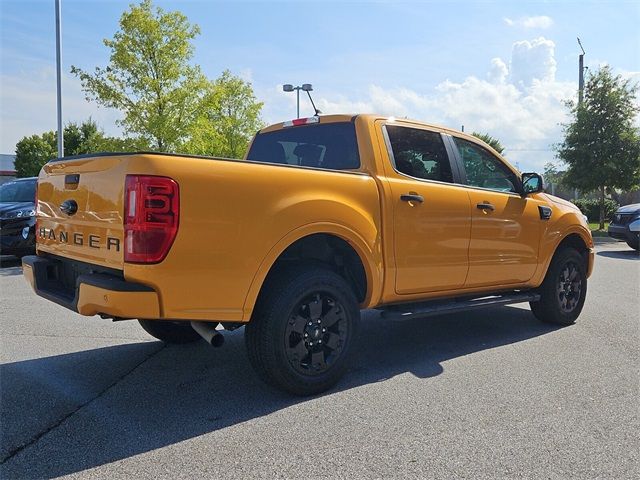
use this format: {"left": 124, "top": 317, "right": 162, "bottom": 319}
{"left": 530, "top": 248, "right": 587, "bottom": 325}
{"left": 138, "top": 319, "right": 202, "bottom": 344}
{"left": 245, "top": 266, "right": 359, "bottom": 396}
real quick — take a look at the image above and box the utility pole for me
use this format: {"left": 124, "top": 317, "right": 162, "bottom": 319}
{"left": 575, "top": 38, "right": 586, "bottom": 200}
{"left": 577, "top": 37, "right": 586, "bottom": 105}
{"left": 55, "top": 0, "right": 63, "bottom": 158}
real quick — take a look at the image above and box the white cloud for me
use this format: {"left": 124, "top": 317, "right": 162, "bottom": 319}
{"left": 510, "top": 37, "right": 557, "bottom": 87}
{"left": 504, "top": 15, "right": 554, "bottom": 29}
{"left": 488, "top": 58, "right": 509, "bottom": 84}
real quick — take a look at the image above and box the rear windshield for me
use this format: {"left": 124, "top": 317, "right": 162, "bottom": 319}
{"left": 247, "top": 121, "right": 360, "bottom": 170}
{"left": 0, "top": 180, "right": 36, "bottom": 203}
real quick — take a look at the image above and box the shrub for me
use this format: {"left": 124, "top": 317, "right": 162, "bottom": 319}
{"left": 572, "top": 198, "right": 620, "bottom": 222}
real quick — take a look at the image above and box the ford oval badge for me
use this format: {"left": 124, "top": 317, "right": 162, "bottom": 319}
{"left": 60, "top": 199, "right": 78, "bottom": 215}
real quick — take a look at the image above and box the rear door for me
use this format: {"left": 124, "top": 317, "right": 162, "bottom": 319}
{"left": 448, "top": 136, "right": 542, "bottom": 287}
{"left": 380, "top": 123, "right": 471, "bottom": 294}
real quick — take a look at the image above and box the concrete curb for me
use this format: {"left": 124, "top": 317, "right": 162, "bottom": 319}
{"left": 593, "top": 236, "right": 619, "bottom": 244}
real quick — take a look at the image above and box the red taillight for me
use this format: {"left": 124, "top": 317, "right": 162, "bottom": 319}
{"left": 124, "top": 175, "right": 179, "bottom": 264}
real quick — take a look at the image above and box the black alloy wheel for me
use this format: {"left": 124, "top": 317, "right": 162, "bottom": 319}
{"left": 245, "top": 266, "right": 359, "bottom": 396}
{"left": 556, "top": 261, "right": 583, "bottom": 314}
{"left": 530, "top": 247, "right": 587, "bottom": 325}
{"left": 284, "top": 293, "right": 349, "bottom": 376}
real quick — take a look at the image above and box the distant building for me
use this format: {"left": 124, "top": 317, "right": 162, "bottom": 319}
{"left": 0, "top": 154, "right": 17, "bottom": 184}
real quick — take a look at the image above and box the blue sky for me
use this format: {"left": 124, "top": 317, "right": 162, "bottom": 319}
{"left": 1, "top": 0, "right": 639, "bottom": 171}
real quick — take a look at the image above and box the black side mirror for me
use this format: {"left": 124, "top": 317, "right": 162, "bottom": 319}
{"left": 521, "top": 172, "right": 544, "bottom": 196}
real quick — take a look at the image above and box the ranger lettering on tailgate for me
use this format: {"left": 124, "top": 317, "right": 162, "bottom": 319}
{"left": 38, "top": 227, "right": 121, "bottom": 251}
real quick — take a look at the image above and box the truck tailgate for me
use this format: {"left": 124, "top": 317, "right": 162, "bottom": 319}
{"left": 37, "top": 155, "right": 128, "bottom": 269}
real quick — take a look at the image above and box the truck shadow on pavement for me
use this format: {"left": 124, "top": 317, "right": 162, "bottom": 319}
{"left": 0, "top": 306, "right": 561, "bottom": 479}
{"left": 597, "top": 249, "right": 639, "bottom": 260}
{"left": 0, "top": 256, "right": 23, "bottom": 276}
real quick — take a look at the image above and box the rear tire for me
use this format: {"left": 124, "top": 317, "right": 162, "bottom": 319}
{"left": 138, "top": 319, "right": 202, "bottom": 344}
{"left": 245, "top": 266, "right": 359, "bottom": 396}
{"left": 530, "top": 248, "right": 587, "bottom": 325}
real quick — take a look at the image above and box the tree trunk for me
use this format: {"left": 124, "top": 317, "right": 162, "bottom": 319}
{"left": 599, "top": 185, "right": 606, "bottom": 230}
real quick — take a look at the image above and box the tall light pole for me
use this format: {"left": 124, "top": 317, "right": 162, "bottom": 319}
{"left": 283, "top": 83, "right": 313, "bottom": 118}
{"left": 55, "top": 0, "right": 63, "bottom": 157}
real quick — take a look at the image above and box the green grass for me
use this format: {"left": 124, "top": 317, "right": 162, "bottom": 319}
{"left": 589, "top": 222, "right": 609, "bottom": 237}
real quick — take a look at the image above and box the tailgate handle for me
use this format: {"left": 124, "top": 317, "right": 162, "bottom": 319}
{"left": 65, "top": 174, "right": 80, "bottom": 185}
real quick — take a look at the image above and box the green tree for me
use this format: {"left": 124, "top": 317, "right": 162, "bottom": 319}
{"left": 472, "top": 132, "right": 504, "bottom": 154}
{"left": 556, "top": 66, "right": 640, "bottom": 229}
{"left": 14, "top": 133, "right": 56, "bottom": 177}
{"left": 184, "top": 70, "right": 264, "bottom": 158}
{"left": 71, "top": 0, "right": 207, "bottom": 151}
{"left": 63, "top": 119, "right": 102, "bottom": 155}
{"left": 542, "top": 162, "right": 566, "bottom": 193}
{"left": 13, "top": 120, "right": 148, "bottom": 177}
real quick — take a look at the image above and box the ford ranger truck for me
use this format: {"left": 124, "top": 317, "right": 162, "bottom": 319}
{"left": 23, "top": 114, "right": 594, "bottom": 395}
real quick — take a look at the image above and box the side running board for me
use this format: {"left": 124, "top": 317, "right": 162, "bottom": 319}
{"left": 380, "top": 292, "right": 540, "bottom": 322}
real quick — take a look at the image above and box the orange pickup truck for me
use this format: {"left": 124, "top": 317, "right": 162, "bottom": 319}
{"left": 23, "top": 114, "right": 594, "bottom": 395}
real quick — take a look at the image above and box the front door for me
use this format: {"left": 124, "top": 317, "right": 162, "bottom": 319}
{"left": 450, "top": 136, "right": 542, "bottom": 287}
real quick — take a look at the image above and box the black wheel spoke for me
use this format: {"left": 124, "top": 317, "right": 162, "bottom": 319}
{"left": 324, "top": 332, "right": 340, "bottom": 350}
{"left": 288, "top": 338, "right": 308, "bottom": 359}
{"left": 290, "top": 315, "right": 308, "bottom": 333}
{"left": 322, "top": 306, "right": 342, "bottom": 328}
{"left": 307, "top": 296, "right": 323, "bottom": 320}
{"left": 311, "top": 350, "right": 326, "bottom": 370}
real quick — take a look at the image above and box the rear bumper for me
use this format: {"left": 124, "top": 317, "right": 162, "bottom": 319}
{"left": 22, "top": 255, "right": 160, "bottom": 318}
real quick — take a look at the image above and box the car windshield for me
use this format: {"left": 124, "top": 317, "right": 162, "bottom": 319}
{"left": 0, "top": 180, "right": 36, "bottom": 203}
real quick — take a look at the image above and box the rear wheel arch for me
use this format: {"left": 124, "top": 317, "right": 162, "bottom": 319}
{"left": 243, "top": 225, "right": 382, "bottom": 320}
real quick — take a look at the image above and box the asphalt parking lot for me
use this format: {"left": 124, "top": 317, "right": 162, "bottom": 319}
{"left": 1, "top": 242, "right": 638, "bottom": 479}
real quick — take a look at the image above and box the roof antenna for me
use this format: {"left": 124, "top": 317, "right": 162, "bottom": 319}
{"left": 302, "top": 84, "right": 322, "bottom": 116}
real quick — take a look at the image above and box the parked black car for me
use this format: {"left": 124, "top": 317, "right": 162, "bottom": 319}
{"left": 608, "top": 203, "right": 640, "bottom": 251}
{"left": 0, "top": 177, "right": 37, "bottom": 257}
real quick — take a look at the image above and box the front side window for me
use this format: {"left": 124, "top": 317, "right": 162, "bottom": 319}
{"left": 453, "top": 137, "right": 519, "bottom": 193}
{"left": 386, "top": 125, "right": 453, "bottom": 183}
{"left": 247, "top": 122, "right": 360, "bottom": 170}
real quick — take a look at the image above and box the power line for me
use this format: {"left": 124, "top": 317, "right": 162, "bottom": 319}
{"left": 503, "top": 148, "right": 554, "bottom": 152}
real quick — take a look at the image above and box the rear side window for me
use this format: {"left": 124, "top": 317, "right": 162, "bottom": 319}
{"left": 386, "top": 125, "right": 453, "bottom": 183}
{"left": 247, "top": 122, "right": 360, "bottom": 170}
